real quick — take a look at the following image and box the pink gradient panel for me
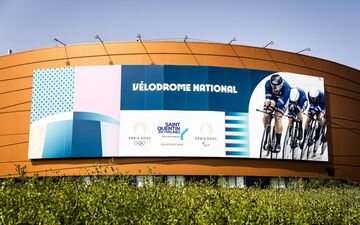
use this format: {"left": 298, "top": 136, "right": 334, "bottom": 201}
{"left": 74, "top": 66, "right": 121, "bottom": 119}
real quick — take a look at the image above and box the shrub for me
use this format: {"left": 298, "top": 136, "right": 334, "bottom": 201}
{"left": 0, "top": 176, "right": 359, "bottom": 224}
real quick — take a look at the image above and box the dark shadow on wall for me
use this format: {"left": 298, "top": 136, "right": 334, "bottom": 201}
{"left": 29, "top": 156, "right": 331, "bottom": 175}
{"left": 324, "top": 85, "right": 335, "bottom": 174}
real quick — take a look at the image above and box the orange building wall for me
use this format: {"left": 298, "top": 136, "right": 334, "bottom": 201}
{"left": 0, "top": 42, "right": 359, "bottom": 180}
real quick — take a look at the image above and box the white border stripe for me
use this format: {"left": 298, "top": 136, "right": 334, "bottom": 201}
{"left": 225, "top": 124, "right": 248, "bottom": 128}
{"left": 225, "top": 148, "right": 248, "bottom": 151}
{"left": 225, "top": 116, "right": 248, "bottom": 120}
{"left": 225, "top": 139, "right": 248, "bottom": 144}
{"left": 225, "top": 132, "right": 248, "bottom": 136}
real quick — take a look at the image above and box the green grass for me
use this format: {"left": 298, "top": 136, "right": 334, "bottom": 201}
{"left": 0, "top": 174, "right": 359, "bottom": 224}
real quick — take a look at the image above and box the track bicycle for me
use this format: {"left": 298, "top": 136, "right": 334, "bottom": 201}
{"left": 320, "top": 124, "right": 327, "bottom": 155}
{"left": 257, "top": 109, "right": 279, "bottom": 159}
{"left": 282, "top": 114, "right": 302, "bottom": 160}
{"left": 301, "top": 113, "right": 327, "bottom": 159}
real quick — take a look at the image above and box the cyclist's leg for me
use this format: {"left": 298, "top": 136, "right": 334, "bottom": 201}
{"left": 320, "top": 109, "right": 327, "bottom": 142}
{"left": 321, "top": 125, "right": 327, "bottom": 143}
{"left": 287, "top": 108, "right": 296, "bottom": 126}
{"left": 287, "top": 117, "right": 293, "bottom": 127}
{"left": 274, "top": 106, "right": 285, "bottom": 153}
{"left": 296, "top": 109, "right": 304, "bottom": 140}
{"left": 298, "top": 100, "right": 309, "bottom": 141}
{"left": 304, "top": 112, "right": 312, "bottom": 133}
{"left": 275, "top": 110, "right": 283, "bottom": 139}
{"left": 315, "top": 112, "right": 325, "bottom": 141}
{"left": 286, "top": 116, "right": 293, "bottom": 146}
{"left": 301, "top": 109, "right": 315, "bottom": 149}
{"left": 313, "top": 110, "right": 327, "bottom": 152}
{"left": 318, "top": 111, "right": 326, "bottom": 124}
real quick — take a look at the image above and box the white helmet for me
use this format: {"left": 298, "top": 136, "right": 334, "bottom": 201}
{"left": 309, "top": 88, "right": 320, "bottom": 99}
{"left": 290, "top": 88, "right": 300, "bottom": 102}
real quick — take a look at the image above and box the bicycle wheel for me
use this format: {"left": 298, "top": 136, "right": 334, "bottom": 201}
{"left": 260, "top": 125, "right": 270, "bottom": 158}
{"left": 320, "top": 124, "right": 327, "bottom": 155}
{"left": 321, "top": 141, "right": 327, "bottom": 156}
{"left": 282, "top": 125, "right": 292, "bottom": 159}
{"left": 300, "top": 125, "right": 309, "bottom": 160}
{"left": 291, "top": 124, "right": 298, "bottom": 160}
{"left": 306, "top": 123, "right": 316, "bottom": 160}
{"left": 300, "top": 135, "right": 307, "bottom": 160}
{"left": 306, "top": 142, "right": 313, "bottom": 160}
{"left": 270, "top": 127, "right": 278, "bottom": 159}
{"left": 301, "top": 127, "right": 313, "bottom": 160}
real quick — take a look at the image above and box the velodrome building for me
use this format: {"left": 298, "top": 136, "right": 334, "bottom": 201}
{"left": 0, "top": 41, "right": 359, "bottom": 186}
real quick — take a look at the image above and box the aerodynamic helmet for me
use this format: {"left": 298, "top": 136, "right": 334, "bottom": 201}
{"left": 270, "top": 73, "right": 283, "bottom": 92}
{"left": 290, "top": 88, "right": 300, "bottom": 102}
{"left": 309, "top": 88, "right": 320, "bottom": 100}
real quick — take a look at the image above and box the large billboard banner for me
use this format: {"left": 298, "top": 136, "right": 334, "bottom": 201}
{"left": 28, "top": 65, "right": 328, "bottom": 161}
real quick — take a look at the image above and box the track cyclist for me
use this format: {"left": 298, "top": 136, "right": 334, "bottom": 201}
{"left": 263, "top": 73, "right": 291, "bottom": 153}
{"left": 302, "top": 88, "right": 326, "bottom": 151}
{"left": 287, "top": 87, "right": 308, "bottom": 141}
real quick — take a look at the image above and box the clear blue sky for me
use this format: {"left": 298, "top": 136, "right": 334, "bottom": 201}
{"left": 0, "top": 0, "right": 359, "bottom": 69}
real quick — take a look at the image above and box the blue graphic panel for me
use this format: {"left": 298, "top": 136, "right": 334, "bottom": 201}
{"left": 225, "top": 112, "right": 249, "bottom": 157}
{"left": 71, "top": 120, "right": 102, "bottom": 157}
{"left": 225, "top": 151, "right": 249, "bottom": 156}
{"left": 120, "top": 65, "right": 273, "bottom": 112}
{"left": 43, "top": 120, "right": 73, "bottom": 158}
{"left": 120, "top": 65, "right": 165, "bottom": 110}
{"left": 163, "top": 66, "right": 189, "bottom": 110}
{"left": 73, "top": 112, "right": 119, "bottom": 126}
{"left": 38, "top": 116, "right": 109, "bottom": 159}
{"left": 184, "top": 66, "right": 209, "bottom": 110}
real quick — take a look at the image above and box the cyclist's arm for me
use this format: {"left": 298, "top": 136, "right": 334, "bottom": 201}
{"left": 298, "top": 94, "right": 308, "bottom": 112}
{"left": 263, "top": 81, "right": 274, "bottom": 111}
{"left": 301, "top": 100, "right": 308, "bottom": 112}
{"left": 276, "top": 82, "right": 291, "bottom": 109}
{"left": 308, "top": 104, "right": 321, "bottom": 116}
{"left": 319, "top": 93, "right": 326, "bottom": 113}
{"left": 265, "top": 81, "right": 272, "bottom": 100}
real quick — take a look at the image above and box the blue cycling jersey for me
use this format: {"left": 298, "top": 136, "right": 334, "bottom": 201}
{"left": 308, "top": 90, "right": 326, "bottom": 113}
{"left": 265, "top": 79, "right": 291, "bottom": 113}
{"left": 288, "top": 87, "right": 308, "bottom": 112}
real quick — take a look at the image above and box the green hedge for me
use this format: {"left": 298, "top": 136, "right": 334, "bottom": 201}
{"left": 0, "top": 176, "right": 359, "bottom": 224}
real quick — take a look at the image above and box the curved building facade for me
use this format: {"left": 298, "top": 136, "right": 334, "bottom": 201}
{"left": 0, "top": 41, "right": 359, "bottom": 180}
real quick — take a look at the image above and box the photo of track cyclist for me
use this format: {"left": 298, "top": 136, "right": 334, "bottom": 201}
{"left": 301, "top": 88, "right": 326, "bottom": 151}
{"left": 263, "top": 73, "right": 291, "bottom": 153}
{"left": 287, "top": 87, "right": 308, "bottom": 141}
{"left": 249, "top": 71, "right": 328, "bottom": 161}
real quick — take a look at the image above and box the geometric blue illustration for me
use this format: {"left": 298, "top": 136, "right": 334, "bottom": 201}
{"left": 42, "top": 120, "right": 73, "bottom": 158}
{"left": 71, "top": 120, "right": 102, "bottom": 157}
{"left": 225, "top": 112, "right": 249, "bottom": 157}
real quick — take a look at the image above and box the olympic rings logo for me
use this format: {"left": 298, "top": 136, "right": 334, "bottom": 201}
{"left": 134, "top": 141, "right": 146, "bottom": 147}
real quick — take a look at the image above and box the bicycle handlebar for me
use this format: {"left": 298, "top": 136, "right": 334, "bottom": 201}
{"left": 284, "top": 114, "right": 301, "bottom": 123}
{"left": 257, "top": 109, "right": 302, "bottom": 122}
{"left": 256, "top": 109, "right": 278, "bottom": 117}
{"left": 256, "top": 109, "right": 272, "bottom": 115}
{"left": 303, "top": 112, "right": 317, "bottom": 120}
